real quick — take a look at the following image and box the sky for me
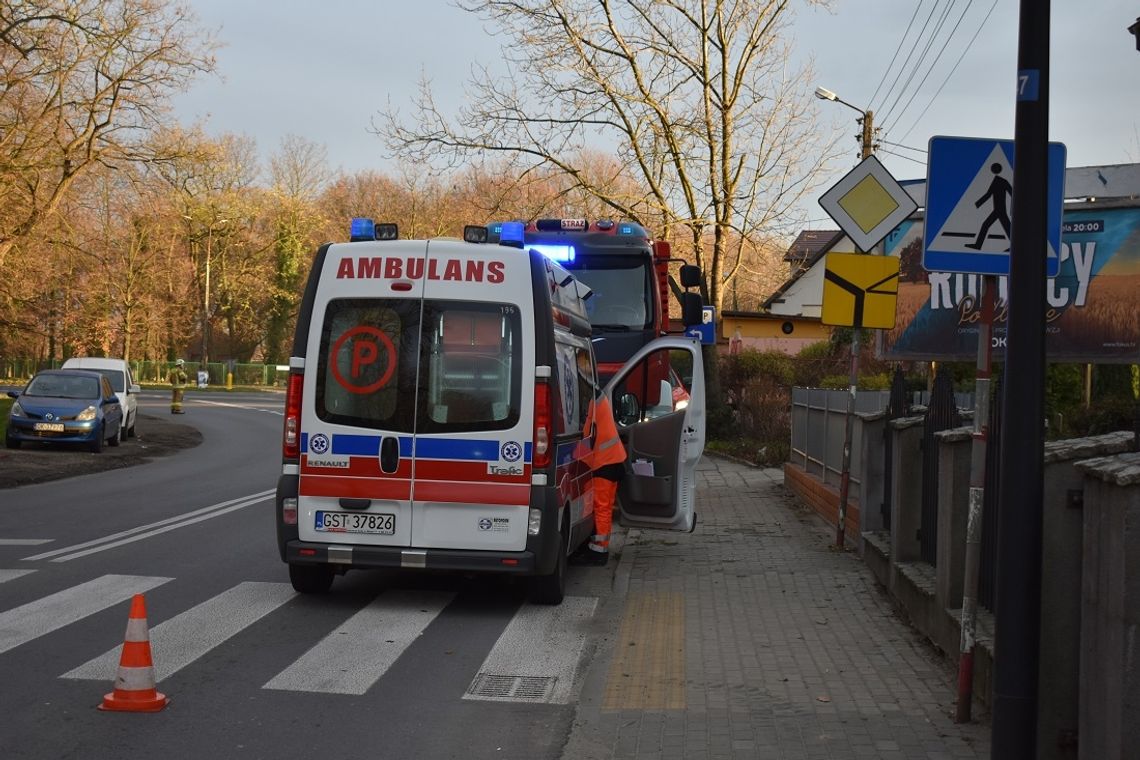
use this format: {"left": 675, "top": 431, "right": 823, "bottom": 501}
{"left": 172, "top": 1, "right": 1140, "bottom": 229}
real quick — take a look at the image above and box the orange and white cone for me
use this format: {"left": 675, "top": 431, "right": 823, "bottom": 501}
{"left": 99, "top": 593, "right": 169, "bottom": 712}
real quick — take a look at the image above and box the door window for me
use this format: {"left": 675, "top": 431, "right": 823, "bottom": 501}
{"left": 417, "top": 302, "right": 521, "bottom": 434}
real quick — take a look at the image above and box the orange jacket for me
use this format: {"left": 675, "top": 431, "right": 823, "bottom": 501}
{"left": 583, "top": 395, "right": 626, "bottom": 469}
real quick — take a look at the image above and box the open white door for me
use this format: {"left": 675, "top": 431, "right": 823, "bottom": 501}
{"left": 601, "top": 336, "right": 705, "bottom": 532}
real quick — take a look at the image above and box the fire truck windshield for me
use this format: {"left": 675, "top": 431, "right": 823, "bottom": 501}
{"left": 570, "top": 255, "right": 652, "bottom": 330}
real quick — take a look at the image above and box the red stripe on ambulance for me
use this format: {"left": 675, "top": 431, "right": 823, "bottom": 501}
{"left": 413, "top": 481, "right": 530, "bottom": 506}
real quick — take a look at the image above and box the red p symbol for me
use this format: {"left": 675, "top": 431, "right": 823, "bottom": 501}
{"left": 352, "top": 340, "right": 378, "bottom": 378}
{"left": 330, "top": 326, "right": 396, "bottom": 394}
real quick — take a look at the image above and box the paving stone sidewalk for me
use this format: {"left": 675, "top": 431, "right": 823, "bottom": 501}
{"left": 564, "top": 455, "right": 991, "bottom": 760}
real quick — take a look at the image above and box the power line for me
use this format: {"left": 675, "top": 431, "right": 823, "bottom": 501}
{"left": 868, "top": 0, "right": 926, "bottom": 110}
{"left": 882, "top": 0, "right": 977, "bottom": 138}
{"left": 878, "top": 139, "right": 928, "bottom": 155}
{"left": 880, "top": 0, "right": 960, "bottom": 128}
{"left": 876, "top": 147, "right": 927, "bottom": 167}
{"left": 873, "top": 0, "right": 944, "bottom": 117}
{"left": 896, "top": 0, "right": 1000, "bottom": 144}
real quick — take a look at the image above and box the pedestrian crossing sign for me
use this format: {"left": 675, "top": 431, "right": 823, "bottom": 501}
{"left": 923, "top": 136, "right": 1065, "bottom": 276}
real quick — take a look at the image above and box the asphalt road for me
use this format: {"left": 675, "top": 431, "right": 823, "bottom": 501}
{"left": 0, "top": 391, "right": 615, "bottom": 760}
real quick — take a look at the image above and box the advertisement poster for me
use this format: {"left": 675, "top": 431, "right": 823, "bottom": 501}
{"left": 881, "top": 203, "right": 1140, "bottom": 363}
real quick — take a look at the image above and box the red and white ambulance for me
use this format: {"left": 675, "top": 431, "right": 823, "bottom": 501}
{"left": 275, "top": 219, "right": 705, "bottom": 604}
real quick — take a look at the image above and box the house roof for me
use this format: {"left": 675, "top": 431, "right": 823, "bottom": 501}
{"left": 782, "top": 229, "right": 841, "bottom": 262}
{"left": 764, "top": 229, "right": 845, "bottom": 310}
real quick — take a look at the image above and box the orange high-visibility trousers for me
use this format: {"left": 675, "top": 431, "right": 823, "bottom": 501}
{"left": 589, "top": 477, "right": 618, "bottom": 552}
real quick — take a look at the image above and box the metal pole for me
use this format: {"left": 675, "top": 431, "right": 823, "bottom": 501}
{"left": 993, "top": 1, "right": 1050, "bottom": 755}
{"left": 201, "top": 234, "right": 211, "bottom": 370}
{"left": 834, "top": 108, "right": 875, "bottom": 549}
{"left": 956, "top": 275, "right": 996, "bottom": 723}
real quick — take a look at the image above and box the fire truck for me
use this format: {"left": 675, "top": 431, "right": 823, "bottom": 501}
{"left": 466, "top": 219, "right": 703, "bottom": 382}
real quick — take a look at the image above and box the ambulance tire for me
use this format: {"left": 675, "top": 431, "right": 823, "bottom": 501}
{"left": 531, "top": 512, "right": 568, "bottom": 605}
{"left": 289, "top": 563, "right": 335, "bottom": 594}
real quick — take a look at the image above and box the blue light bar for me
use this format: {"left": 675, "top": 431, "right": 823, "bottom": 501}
{"left": 529, "top": 243, "right": 575, "bottom": 263}
{"left": 499, "top": 220, "right": 525, "bottom": 248}
{"left": 619, "top": 224, "right": 634, "bottom": 235}
{"left": 350, "top": 217, "right": 375, "bottom": 241}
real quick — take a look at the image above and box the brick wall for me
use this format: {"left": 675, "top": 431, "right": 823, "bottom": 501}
{"left": 783, "top": 462, "right": 860, "bottom": 544}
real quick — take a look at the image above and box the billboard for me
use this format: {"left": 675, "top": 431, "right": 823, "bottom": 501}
{"left": 881, "top": 203, "right": 1140, "bottom": 363}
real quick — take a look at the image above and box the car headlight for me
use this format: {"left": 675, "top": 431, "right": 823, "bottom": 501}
{"left": 674, "top": 399, "right": 689, "bottom": 410}
{"left": 76, "top": 405, "right": 97, "bottom": 421}
{"left": 10, "top": 401, "right": 24, "bottom": 417}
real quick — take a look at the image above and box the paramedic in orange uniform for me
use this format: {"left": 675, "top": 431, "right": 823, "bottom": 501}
{"left": 574, "top": 353, "right": 626, "bottom": 566}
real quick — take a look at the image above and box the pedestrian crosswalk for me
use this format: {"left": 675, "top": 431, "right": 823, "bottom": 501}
{"left": 0, "top": 571, "right": 598, "bottom": 704}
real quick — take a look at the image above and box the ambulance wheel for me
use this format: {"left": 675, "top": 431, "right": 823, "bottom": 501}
{"left": 289, "top": 563, "right": 334, "bottom": 594}
{"left": 531, "top": 513, "right": 568, "bottom": 605}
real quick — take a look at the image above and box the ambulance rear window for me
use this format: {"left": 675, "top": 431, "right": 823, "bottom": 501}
{"left": 315, "top": 298, "right": 419, "bottom": 432}
{"left": 419, "top": 302, "right": 521, "bottom": 434}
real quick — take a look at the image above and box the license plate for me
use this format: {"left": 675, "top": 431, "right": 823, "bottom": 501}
{"left": 33, "top": 422, "right": 65, "bottom": 432}
{"left": 315, "top": 511, "right": 395, "bottom": 535}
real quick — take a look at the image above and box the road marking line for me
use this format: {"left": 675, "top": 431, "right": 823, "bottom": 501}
{"left": 196, "top": 399, "right": 283, "bottom": 415}
{"left": 602, "top": 591, "right": 685, "bottom": 710}
{"left": 0, "top": 539, "right": 53, "bottom": 546}
{"left": 62, "top": 581, "right": 295, "bottom": 681}
{"left": 0, "top": 569, "right": 36, "bottom": 584}
{"left": 263, "top": 590, "right": 454, "bottom": 695}
{"left": 22, "top": 490, "right": 274, "bottom": 563}
{"left": 0, "top": 575, "right": 172, "bottom": 656}
{"left": 464, "top": 595, "right": 597, "bottom": 704}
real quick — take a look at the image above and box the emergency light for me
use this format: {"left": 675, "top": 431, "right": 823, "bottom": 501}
{"left": 528, "top": 244, "right": 575, "bottom": 263}
{"left": 350, "top": 217, "right": 375, "bottom": 241}
{"left": 499, "top": 221, "right": 525, "bottom": 248}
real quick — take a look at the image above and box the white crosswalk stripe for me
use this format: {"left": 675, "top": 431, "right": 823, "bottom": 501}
{"left": 0, "top": 568, "right": 36, "bottom": 584}
{"left": 263, "top": 590, "right": 455, "bottom": 695}
{"left": 464, "top": 595, "right": 597, "bottom": 704}
{"left": 0, "top": 574, "right": 172, "bottom": 656}
{"left": 62, "top": 581, "right": 296, "bottom": 681}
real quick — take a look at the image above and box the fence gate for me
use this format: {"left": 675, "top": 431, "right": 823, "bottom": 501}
{"left": 919, "top": 372, "right": 962, "bottom": 565}
{"left": 881, "top": 366, "right": 910, "bottom": 531}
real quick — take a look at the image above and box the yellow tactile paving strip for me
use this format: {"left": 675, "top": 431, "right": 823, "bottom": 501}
{"left": 602, "top": 591, "right": 685, "bottom": 710}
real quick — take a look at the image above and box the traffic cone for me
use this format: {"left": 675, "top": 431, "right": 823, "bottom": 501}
{"left": 99, "top": 593, "right": 169, "bottom": 712}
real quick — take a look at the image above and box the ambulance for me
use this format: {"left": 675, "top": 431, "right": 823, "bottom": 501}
{"left": 275, "top": 219, "right": 706, "bottom": 604}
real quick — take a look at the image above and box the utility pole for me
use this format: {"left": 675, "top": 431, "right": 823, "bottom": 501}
{"left": 814, "top": 85, "right": 875, "bottom": 548}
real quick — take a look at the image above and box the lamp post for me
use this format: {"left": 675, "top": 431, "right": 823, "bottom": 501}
{"left": 815, "top": 86, "right": 875, "bottom": 549}
{"left": 183, "top": 215, "right": 228, "bottom": 372}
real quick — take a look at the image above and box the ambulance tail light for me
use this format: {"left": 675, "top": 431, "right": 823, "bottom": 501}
{"left": 283, "top": 372, "right": 304, "bottom": 460}
{"left": 282, "top": 497, "right": 298, "bottom": 526}
{"left": 533, "top": 382, "right": 552, "bottom": 469}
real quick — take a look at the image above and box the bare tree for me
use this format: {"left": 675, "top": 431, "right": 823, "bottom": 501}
{"left": 380, "top": 0, "right": 839, "bottom": 313}
{"left": 0, "top": 0, "right": 216, "bottom": 267}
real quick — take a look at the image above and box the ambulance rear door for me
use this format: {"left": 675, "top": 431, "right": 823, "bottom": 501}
{"left": 603, "top": 336, "right": 705, "bottom": 532}
{"left": 411, "top": 239, "right": 535, "bottom": 552}
{"left": 296, "top": 239, "right": 429, "bottom": 548}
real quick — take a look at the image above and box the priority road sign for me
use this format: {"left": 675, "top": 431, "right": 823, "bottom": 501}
{"left": 923, "top": 136, "right": 1065, "bottom": 276}
{"left": 818, "top": 155, "right": 918, "bottom": 253}
{"left": 821, "top": 253, "right": 900, "bottom": 329}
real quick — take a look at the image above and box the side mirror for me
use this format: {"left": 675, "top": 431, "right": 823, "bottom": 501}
{"left": 681, "top": 292, "right": 703, "bottom": 327}
{"left": 679, "top": 264, "right": 701, "bottom": 289}
{"left": 129, "top": 384, "right": 141, "bottom": 394}
{"left": 617, "top": 392, "right": 641, "bottom": 425}
{"left": 7, "top": 390, "right": 19, "bottom": 399}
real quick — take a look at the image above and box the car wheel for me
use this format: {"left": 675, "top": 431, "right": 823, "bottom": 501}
{"left": 89, "top": 424, "right": 104, "bottom": 453}
{"left": 530, "top": 511, "right": 568, "bottom": 605}
{"left": 289, "top": 563, "right": 335, "bottom": 594}
{"left": 5, "top": 432, "right": 20, "bottom": 449}
{"left": 109, "top": 423, "right": 121, "bottom": 447}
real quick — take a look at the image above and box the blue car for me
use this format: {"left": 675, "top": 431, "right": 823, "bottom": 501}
{"left": 5, "top": 369, "right": 124, "bottom": 453}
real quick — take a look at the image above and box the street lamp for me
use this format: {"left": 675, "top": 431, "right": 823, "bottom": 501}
{"left": 182, "top": 215, "right": 228, "bottom": 371}
{"left": 815, "top": 86, "right": 875, "bottom": 159}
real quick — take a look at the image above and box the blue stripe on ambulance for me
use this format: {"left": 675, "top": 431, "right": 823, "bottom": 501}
{"left": 301, "top": 433, "right": 532, "bottom": 463}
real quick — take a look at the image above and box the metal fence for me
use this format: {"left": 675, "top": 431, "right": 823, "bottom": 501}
{"left": 919, "top": 373, "right": 963, "bottom": 565}
{"left": 0, "top": 358, "right": 287, "bottom": 387}
{"left": 790, "top": 387, "right": 894, "bottom": 489}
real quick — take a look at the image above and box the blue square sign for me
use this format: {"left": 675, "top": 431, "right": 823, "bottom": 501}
{"left": 923, "top": 136, "right": 1065, "bottom": 277}
{"left": 687, "top": 306, "right": 716, "bottom": 345}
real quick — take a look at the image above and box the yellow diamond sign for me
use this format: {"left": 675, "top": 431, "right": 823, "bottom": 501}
{"left": 821, "top": 253, "right": 900, "bottom": 329}
{"left": 819, "top": 155, "right": 918, "bottom": 252}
